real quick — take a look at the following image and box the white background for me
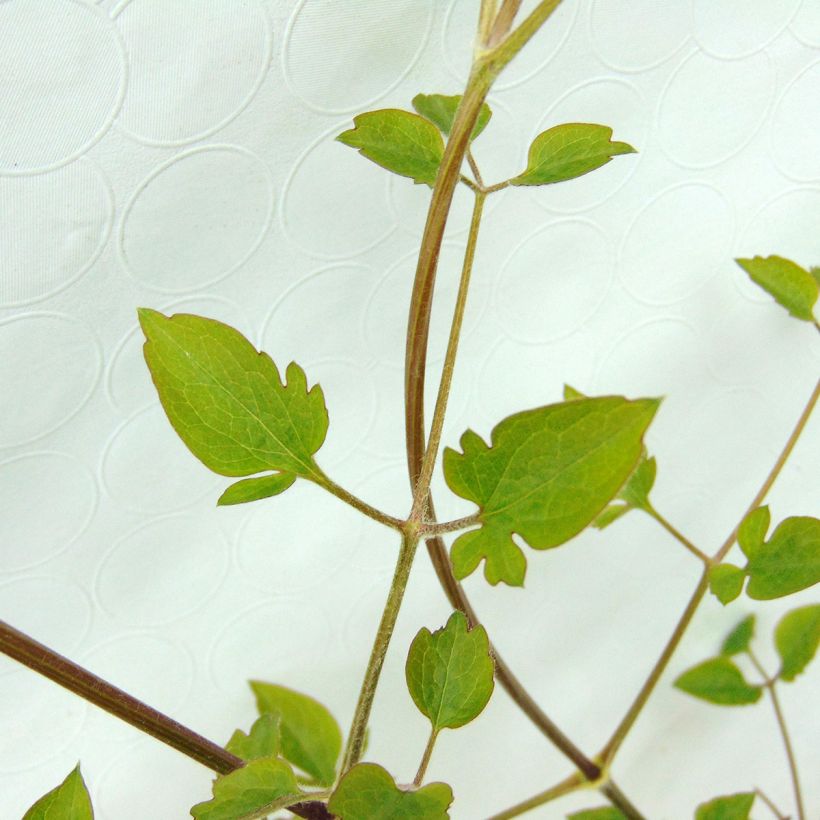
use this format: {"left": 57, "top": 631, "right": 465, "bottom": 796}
{"left": 1, "top": 1, "right": 819, "bottom": 817}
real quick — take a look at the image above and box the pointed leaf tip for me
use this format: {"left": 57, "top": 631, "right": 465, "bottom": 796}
{"left": 23, "top": 764, "right": 94, "bottom": 820}
{"left": 735, "top": 255, "right": 818, "bottom": 322}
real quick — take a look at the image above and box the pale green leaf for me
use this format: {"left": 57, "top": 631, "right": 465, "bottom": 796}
{"left": 674, "top": 658, "right": 762, "bottom": 706}
{"left": 618, "top": 454, "right": 656, "bottom": 510}
{"left": 737, "top": 506, "right": 770, "bottom": 558}
{"left": 190, "top": 757, "right": 301, "bottom": 820}
{"left": 250, "top": 682, "right": 341, "bottom": 787}
{"left": 810, "top": 266, "right": 820, "bottom": 287}
{"left": 708, "top": 564, "right": 746, "bottom": 605}
{"left": 217, "top": 473, "right": 296, "bottom": 506}
{"left": 745, "top": 516, "right": 820, "bottom": 600}
{"left": 695, "top": 792, "right": 755, "bottom": 820}
{"left": 405, "top": 611, "right": 494, "bottom": 731}
{"left": 511, "top": 123, "right": 635, "bottom": 186}
{"left": 568, "top": 809, "right": 626, "bottom": 820}
{"left": 225, "top": 714, "right": 280, "bottom": 761}
{"left": 593, "top": 503, "right": 631, "bottom": 530}
{"left": 444, "top": 396, "right": 659, "bottom": 585}
{"left": 328, "top": 763, "right": 453, "bottom": 820}
{"left": 562, "top": 384, "right": 586, "bottom": 401}
{"left": 736, "top": 255, "right": 818, "bottom": 322}
{"left": 411, "top": 93, "right": 492, "bottom": 140}
{"left": 775, "top": 604, "right": 820, "bottom": 681}
{"left": 23, "top": 765, "right": 93, "bottom": 820}
{"left": 337, "top": 109, "right": 444, "bottom": 186}
{"left": 138, "top": 310, "right": 327, "bottom": 481}
{"left": 721, "top": 615, "right": 755, "bottom": 657}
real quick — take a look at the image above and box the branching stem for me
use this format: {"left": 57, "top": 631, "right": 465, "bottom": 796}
{"left": 644, "top": 504, "right": 711, "bottom": 564}
{"left": 486, "top": 772, "right": 585, "bottom": 820}
{"left": 315, "top": 473, "right": 404, "bottom": 530}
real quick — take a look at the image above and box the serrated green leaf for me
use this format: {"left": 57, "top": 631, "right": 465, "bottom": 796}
{"left": 737, "top": 506, "right": 770, "bottom": 558}
{"left": 405, "top": 611, "right": 494, "bottom": 732}
{"left": 694, "top": 792, "right": 755, "bottom": 820}
{"left": 138, "top": 310, "right": 327, "bottom": 483}
{"left": 745, "top": 516, "right": 820, "bottom": 600}
{"left": 721, "top": 615, "right": 755, "bottom": 657}
{"left": 337, "top": 109, "right": 444, "bottom": 186}
{"left": 736, "top": 255, "right": 818, "bottom": 322}
{"left": 225, "top": 714, "right": 280, "bottom": 761}
{"left": 217, "top": 472, "right": 296, "bottom": 506}
{"left": 775, "top": 604, "right": 820, "bottom": 681}
{"left": 444, "top": 396, "right": 659, "bottom": 585}
{"left": 250, "top": 682, "right": 341, "bottom": 787}
{"left": 23, "top": 765, "right": 94, "bottom": 820}
{"left": 593, "top": 503, "right": 630, "bottom": 530}
{"left": 411, "top": 93, "right": 492, "bottom": 141}
{"left": 618, "top": 454, "right": 656, "bottom": 510}
{"left": 328, "top": 763, "right": 453, "bottom": 820}
{"left": 708, "top": 564, "right": 746, "bottom": 605}
{"left": 190, "top": 757, "right": 301, "bottom": 820}
{"left": 674, "top": 657, "right": 762, "bottom": 706}
{"left": 568, "top": 809, "right": 626, "bottom": 820}
{"left": 511, "top": 123, "right": 635, "bottom": 187}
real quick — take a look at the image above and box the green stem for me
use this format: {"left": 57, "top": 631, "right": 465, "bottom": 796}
{"left": 644, "top": 504, "right": 711, "bottom": 564}
{"left": 420, "top": 513, "right": 480, "bottom": 536}
{"left": 414, "top": 727, "right": 438, "bottom": 786}
{"left": 314, "top": 472, "right": 404, "bottom": 530}
{"left": 486, "top": 772, "right": 585, "bottom": 820}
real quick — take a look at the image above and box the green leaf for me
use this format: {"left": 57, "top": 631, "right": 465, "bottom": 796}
{"left": 225, "top": 714, "right": 280, "bottom": 761}
{"left": 568, "top": 809, "right": 626, "bottom": 820}
{"left": 736, "top": 255, "right": 818, "bottom": 322}
{"left": 444, "top": 396, "right": 659, "bottom": 585}
{"left": 593, "top": 503, "right": 630, "bottom": 530}
{"left": 618, "top": 454, "right": 656, "bottom": 510}
{"left": 23, "top": 765, "right": 94, "bottom": 820}
{"left": 810, "top": 266, "right": 820, "bottom": 287}
{"left": 775, "top": 604, "right": 820, "bottom": 681}
{"left": 190, "top": 757, "right": 301, "bottom": 820}
{"left": 745, "top": 516, "right": 820, "bottom": 600}
{"left": 411, "top": 93, "right": 492, "bottom": 141}
{"left": 217, "top": 473, "right": 296, "bottom": 506}
{"left": 737, "top": 506, "right": 770, "bottom": 558}
{"left": 328, "top": 763, "right": 453, "bottom": 820}
{"left": 694, "top": 792, "right": 755, "bottom": 820}
{"left": 138, "top": 310, "right": 327, "bottom": 482}
{"left": 337, "top": 109, "right": 444, "bottom": 186}
{"left": 511, "top": 123, "right": 635, "bottom": 187}
{"left": 674, "top": 658, "right": 762, "bottom": 706}
{"left": 562, "top": 384, "right": 586, "bottom": 401}
{"left": 721, "top": 615, "right": 755, "bottom": 657}
{"left": 405, "top": 611, "right": 494, "bottom": 731}
{"left": 708, "top": 564, "right": 746, "bottom": 605}
{"left": 250, "top": 682, "right": 342, "bottom": 787}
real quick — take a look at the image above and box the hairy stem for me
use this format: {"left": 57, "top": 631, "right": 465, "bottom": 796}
{"left": 644, "top": 504, "right": 711, "bottom": 564}
{"left": 486, "top": 772, "right": 585, "bottom": 820}
{"left": 414, "top": 728, "right": 438, "bottom": 786}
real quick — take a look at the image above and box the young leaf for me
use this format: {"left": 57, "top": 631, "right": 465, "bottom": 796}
{"left": 745, "top": 516, "right": 820, "bottom": 600}
{"left": 411, "top": 93, "right": 492, "bottom": 141}
{"left": 225, "top": 714, "right": 280, "bottom": 761}
{"left": 568, "top": 809, "right": 626, "bottom": 820}
{"left": 328, "top": 763, "right": 453, "bottom": 820}
{"left": 250, "top": 682, "right": 342, "bottom": 787}
{"left": 811, "top": 266, "right": 820, "bottom": 286}
{"left": 139, "top": 310, "right": 327, "bottom": 482}
{"left": 337, "top": 110, "right": 444, "bottom": 186}
{"left": 562, "top": 384, "right": 586, "bottom": 401}
{"left": 510, "top": 123, "right": 635, "bottom": 187}
{"left": 444, "top": 396, "right": 659, "bottom": 585}
{"left": 674, "top": 658, "right": 762, "bottom": 706}
{"left": 190, "top": 757, "right": 301, "bottom": 820}
{"left": 721, "top": 615, "right": 755, "bottom": 657}
{"left": 708, "top": 564, "right": 746, "bottom": 605}
{"left": 694, "top": 791, "right": 755, "bottom": 820}
{"left": 737, "top": 506, "right": 770, "bottom": 558}
{"left": 217, "top": 473, "right": 296, "bottom": 506}
{"left": 617, "top": 454, "right": 656, "bottom": 510}
{"left": 405, "top": 611, "right": 494, "bottom": 731}
{"left": 735, "top": 255, "right": 818, "bottom": 322}
{"left": 23, "top": 764, "right": 93, "bottom": 820}
{"left": 593, "top": 503, "right": 630, "bottom": 530}
{"left": 775, "top": 604, "right": 820, "bottom": 681}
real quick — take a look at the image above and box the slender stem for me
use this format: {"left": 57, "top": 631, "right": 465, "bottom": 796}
{"left": 484, "top": 179, "right": 511, "bottom": 194}
{"left": 420, "top": 513, "right": 480, "bottom": 537}
{"left": 478, "top": 0, "right": 499, "bottom": 48}
{"left": 314, "top": 472, "right": 404, "bottom": 530}
{"left": 238, "top": 790, "right": 333, "bottom": 820}
{"left": 487, "top": 0, "right": 525, "bottom": 47}
{"left": 414, "top": 727, "right": 438, "bottom": 786}
{"left": 486, "top": 772, "right": 585, "bottom": 820}
{"left": 756, "top": 787, "right": 789, "bottom": 820}
{"left": 467, "top": 149, "right": 485, "bottom": 188}
{"left": 644, "top": 504, "right": 711, "bottom": 564}
{"left": 341, "top": 532, "right": 420, "bottom": 774}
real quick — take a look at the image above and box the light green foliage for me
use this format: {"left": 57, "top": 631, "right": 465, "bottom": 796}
{"left": 562, "top": 384, "right": 586, "bottom": 401}
{"left": 189, "top": 757, "right": 301, "bottom": 820}
{"left": 675, "top": 657, "right": 762, "bottom": 705}
{"left": 775, "top": 604, "right": 820, "bottom": 681}
{"left": 337, "top": 109, "right": 444, "bottom": 186}
{"left": 568, "top": 809, "right": 626, "bottom": 819}
{"left": 694, "top": 792, "right": 755, "bottom": 820}
{"left": 737, "top": 506, "right": 771, "bottom": 556}
{"left": 225, "top": 714, "right": 280, "bottom": 761}
{"left": 405, "top": 611, "right": 494, "bottom": 731}
{"left": 720, "top": 615, "right": 755, "bottom": 657}
{"left": 138, "top": 310, "right": 327, "bottom": 485}
{"left": 736, "top": 255, "right": 818, "bottom": 322}
{"left": 23, "top": 765, "right": 93, "bottom": 820}
{"left": 217, "top": 473, "right": 296, "bottom": 506}
{"left": 250, "top": 682, "right": 342, "bottom": 787}
{"left": 444, "top": 396, "right": 659, "bottom": 585}
{"left": 511, "top": 123, "right": 635, "bottom": 186}
{"left": 328, "top": 763, "right": 453, "bottom": 820}
{"left": 411, "top": 93, "right": 492, "bottom": 140}
{"left": 708, "top": 564, "right": 746, "bottom": 605}
{"left": 811, "top": 266, "right": 820, "bottom": 286}
{"left": 593, "top": 504, "right": 631, "bottom": 530}
{"left": 618, "top": 454, "right": 656, "bottom": 510}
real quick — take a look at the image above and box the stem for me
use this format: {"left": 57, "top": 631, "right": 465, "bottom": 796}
{"left": 414, "top": 727, "right": 438, "bottom": 786}
{"left": 314, "top": 472, "right": 404, "bottom": 530}
{"left": 341, "top": 532, "right": 420, "bottom": 774}
{"left": 420, "top": 513, "right": 480, "bottom": 536}
{"left": 486, "top": 772, "right": 585, "bottom": 820}
{"left": 644, "top": 504, "right": 711, "bottom": 564}
{"left": 487, "top": 0, "right": 525, "bottom": 47}
{"left": 756, "top": 787, "right": 789, "bottom": 820}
